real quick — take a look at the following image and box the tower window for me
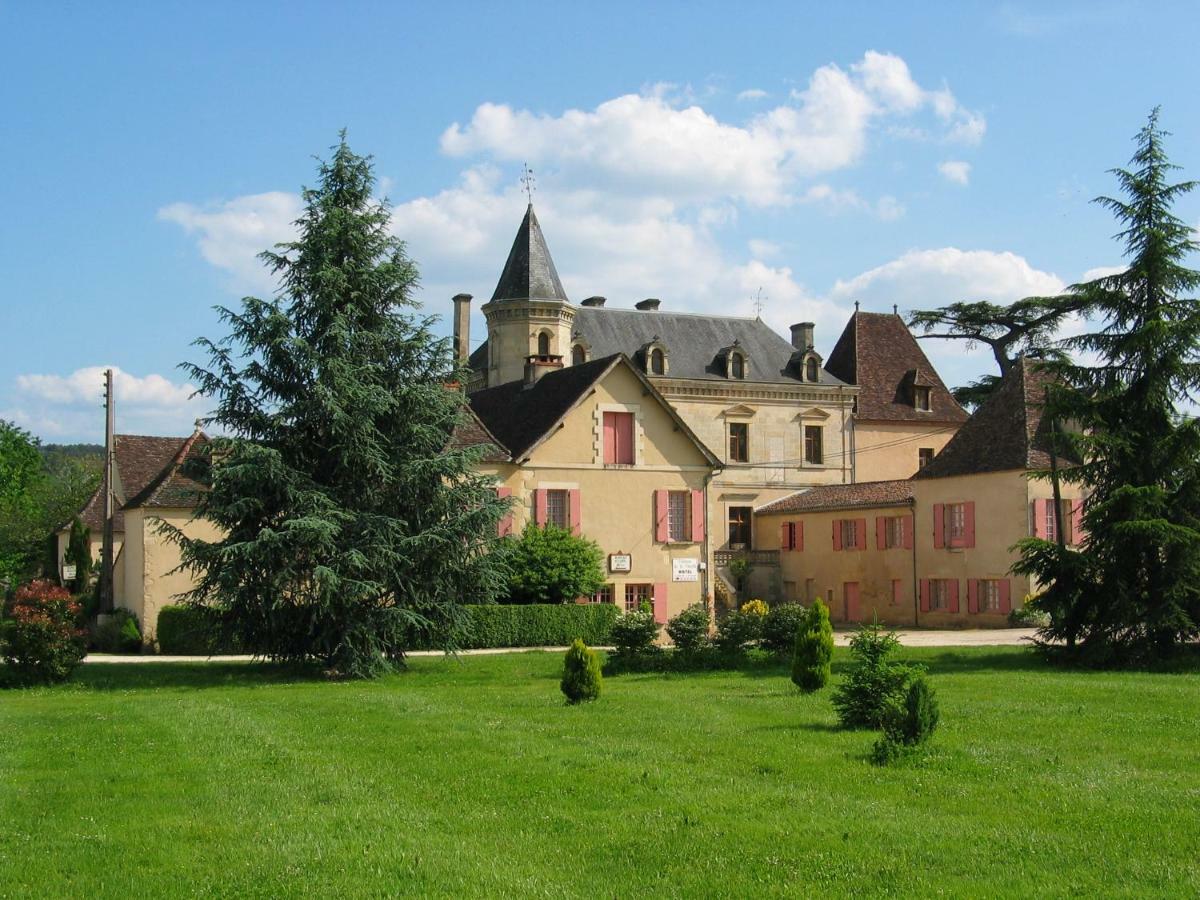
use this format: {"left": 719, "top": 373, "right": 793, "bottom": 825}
{"left": 806, "top": 357, "right": 819, "bottom": 382}
{"left": 537, "top": 332, "right": 551, "bottom": 356}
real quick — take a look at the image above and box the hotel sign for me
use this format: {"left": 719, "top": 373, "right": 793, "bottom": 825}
{"left": 608, "top": 553, "right": 632, "bottom": 573}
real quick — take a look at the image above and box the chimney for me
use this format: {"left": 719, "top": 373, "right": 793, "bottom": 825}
{"left": 452, "top": 294, "right": 472, "bottom": 363}
{"left": 790, "top": 322, "right": 815, "bottom": 351}
{"left": 523, "top": 353, "right": 563, "bottom": 388}
{"left": 581, "top": 296, "right": 606, "bottom": 307}
{"left": 635, "top": 298, "right": 661, "bottom": 311}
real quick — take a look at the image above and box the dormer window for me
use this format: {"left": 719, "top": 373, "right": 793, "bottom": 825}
{"left": 805, "top": 357, "right": 819, "bottom": 383}
{"left": 650, "top": 348, "right": 665, "bottom": 375}
{"left": 641, "top": 337, "right": 669, "bottom": 376}
{"left": 914, "top": 386, "right": 931, "bottom": 411}
{"left": 731, "top": 353, "right": 745, "bottom": 379}
{"left": 572, "top": 344, "right": 587, "bottom": 365}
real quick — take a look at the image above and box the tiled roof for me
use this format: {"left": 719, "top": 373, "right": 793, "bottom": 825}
{"left": 756, "top": 479, "right": 914, "bottom": 515}
{"left": 124, "top": 431, "right": 209, "bottom": 509}
{"left": 448, "top": 405, "right": 511, "bottom": 463}
{"left": 490, "top": 204, "right": 570, "bottom": 303}
{"left": 825, "top": 311, "right": 967, "bottom": 424}
{"left": 75, "top": 434, "right": 193, "bottom": 533}
{"left": 914, "top": 357, "right": 1075, "bottom": 479}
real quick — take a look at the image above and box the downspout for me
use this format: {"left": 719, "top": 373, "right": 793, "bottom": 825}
{"left": 702, "top": 465, "right": 723, "bottom": 613}
{"left": 910, "top": 497, "right": 919, "bottom": 627}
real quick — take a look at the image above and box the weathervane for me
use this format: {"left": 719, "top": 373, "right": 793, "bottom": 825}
{"left": 521, "top": 163, "right": 536, "bottom": 204}
{"left": 752, "top": 286, "right": 767, "bottom": 318}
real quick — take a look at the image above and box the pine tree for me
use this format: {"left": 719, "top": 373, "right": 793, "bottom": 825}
{"left": 1016, "top": 109, "right": 1200, "bottom": 662}
{"left": 172, "top": 135, "right": 510, "bottom": 677}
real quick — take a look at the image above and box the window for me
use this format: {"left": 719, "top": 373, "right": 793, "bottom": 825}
{"left": 806, "top": 357, "right": 819, "bottom": 383}
{"left": 728, "top": 506, "right": 752, "bottom": 547}
{"left": 884, "top": 516, "right": 905, "bottom": 549}
{"left": 537, "top": 332, "right": 551, "bottom": 356}
{"left": 1044, "top": 499, "right": 1074, "bottom": 544}
{"left": 979, "top": 580, "right": 1001, "bottom": 613}
{"left": 838, "top": 518, "right": 858, "bottom": 549}
{"left": 929, "top": 579, "right": 951, "bottom": 611}
{"left": 624, "top": 583, "right": 653, "bottom": 613}
{"left": 946, "top": 503, "right": 966, "bottom": 542}
{"left": 804, "top": 425, "right": 823, "bottom": 465}
{"left": 650, "top": 348, "right": 665, "bottom": 375}
{"left": 572, "top": 344, "right": 587, "bottom": 365}
{"left": 918, "top": 447, "right": 935, "bottom": 469}
{"left": 603, "top": 411, "right": 635, "bottom": 465}
{"left": 730, "top": 353, "right": 745, "bottom": 379}
{"left": 590, "top": 584, "right": 614, "bottom": 605}
{"left": 914, "top": 386, "right": 931, "bottom": 411}
{"left": 545, "top": 489, "right": 569, "bottom": 529}
{"left": 667, "top": 491, "right": 690, "bottom": 542}
{"left": 728, "top": 422, "right": 749, "bottom": 462}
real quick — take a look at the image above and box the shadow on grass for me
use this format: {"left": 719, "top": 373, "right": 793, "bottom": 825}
{"left": 63, "top": 661, "right": 331, "bottom": 692}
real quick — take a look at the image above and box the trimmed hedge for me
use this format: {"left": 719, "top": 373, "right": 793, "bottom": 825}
{"left": 418, "top": 603, "right": 619, "bottom": 650}
{"left": 157, "top": 605, "right": 242, "bottom": 656}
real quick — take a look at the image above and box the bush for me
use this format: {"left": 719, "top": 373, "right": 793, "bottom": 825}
{"left": 157, "top": 605, "right": 241, "bottom": 655}
{"left": 715, "top": 608, "right": 763, "bottom": 653}
{"left": 560, "top": 639, "right": 602, "bottom": 703}
{"left": 665, "top": 603, "right": 711, "bottom": 653}
{"left": 2, "top": 580, "right": 86, "bottom": 684}
{"left": 1009, "top": 595, "right": 1051, "bottom": 628}
{"left": 872, "top": 675, "right": 940, "bottom": 764}
{"left": 610, "top": 603, "right": 659, "bottom": 655}
{"left": 831, "top": 619, "right": 918, "bottom": 729}
{"left": 791, "top": 599, "right": 834, "bottom": 692}
{"left": 410, "top": 603, "right": 619, "bottom": 651}
{"left": 502, "top": 526, "right": 606, "bottom": 604}
{"left": 92, "top": 608, "right": 142, "bottom": 654}
{"left": 762, "top": 602, "right": 807, "bottom": 654}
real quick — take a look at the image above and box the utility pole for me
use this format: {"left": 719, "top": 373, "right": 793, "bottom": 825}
{"left": 99, "top": 369, "right": 115, "bottom": 613}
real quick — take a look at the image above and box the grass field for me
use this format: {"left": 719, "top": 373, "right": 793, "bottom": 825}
{"left": 1, "top": 647, "right": 1198, "bottom": 897}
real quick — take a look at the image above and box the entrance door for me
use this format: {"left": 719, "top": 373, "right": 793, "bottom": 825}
{"left": 844, "top": 582, "right": 860, "bottom": 622}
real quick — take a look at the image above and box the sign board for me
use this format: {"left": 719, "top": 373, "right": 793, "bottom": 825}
{"left": 672, "top": 558, "right": 700, "bottom": 582}
{"left": 62, "top": 563, "right": 77, "bottom": 582}
{"left": 608, "top": 553, "right": 632, "bottom": 573}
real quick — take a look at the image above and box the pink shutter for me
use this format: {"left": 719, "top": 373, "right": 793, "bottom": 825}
{"left": 832, "top": 520, "right": 842, "bottom": 551}
{"left": 919, "top": 579, "right": 930, "bottom": 613}
{"left": 855, "top": 518, "right": 867, "bottom": 551}
{"left": 655, "top": 490, "right": 670, "bottom": 543}
{"left": 902, "top": 515, "right": 914, "bottom": 550}
{"left": 998, "top": 579, "right": 1012, "bottom": 615}
{"left": 534, "top": 489, "right": 548, "bottom": 527}
{"left": 496, "top": 486, "right": 513, "bottom": 537}
{"left": 964, "top": 502, "right": 976, "bottom": 548}
{"left": 603, "top": 412, "right": 616, "bottom": 464}
{"left": 876, "top": 516, "right": 886, "bottom": 550}
{"left": 618, "top": 413, "right": 634, "bottom": 464}
{"left": 569, "top": 489, "right": 582, "bottom": 536}
{"left": 652, "top": 583, "right": 668, "bottom": 624}
{"left": 690, "top": 490, "right": 705, "bottom": 543}
{"left": 933, "top": 503, "right": 945, "bottom": 548}
{"left": 967, "top": 579, "right": 979, "bottom": 614}
{"left": 1032, "top": 499, "right": 1047, "bottom": 538}
{"left": 948, "top": 580, "right": 960, "bottom": 614}
{"left": 780, "top": 522, "right": 792, "bottom": 551}
{"left": 796, "top": 521, "right": 804, "bottom": 552}
{"left": 1070, "top": 499, "right": 1084, "bottom": 546}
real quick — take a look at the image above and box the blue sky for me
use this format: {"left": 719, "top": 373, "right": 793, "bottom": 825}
{"left": 2, "top": 1, "right": 1198, "bottom": 442}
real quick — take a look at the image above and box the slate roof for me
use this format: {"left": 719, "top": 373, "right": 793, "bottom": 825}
{"left": 825, "top": 311, "right": 967, "bottom": 424}
{"left": 490, "top": 204, "right": 569, "bottom": 303}
{"left": 756, "top": 480, "right": 914, "bottom": 515}
{"left": 467, "top": 353, "right": 720, "bottom": 465}
{"left": 914, "top": 358, "right": 1076, "bottom": 480}
{"left": 75, "top": 434, "right": 194, "bottom": 533}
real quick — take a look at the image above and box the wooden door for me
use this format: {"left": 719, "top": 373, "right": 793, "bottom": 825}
{"left": 844, "top": 582, "right": 860, "bottom": 622}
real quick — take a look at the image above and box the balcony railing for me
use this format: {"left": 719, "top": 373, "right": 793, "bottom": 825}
{"left": 714, "top": 549, "right": 780, "bottom": 567}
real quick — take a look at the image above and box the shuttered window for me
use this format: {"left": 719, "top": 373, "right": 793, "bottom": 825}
{"left": 624, "top": 583, "right": 653, "bottom": 613}
{"left": 546, "top": 489, "right": 569, "bottom": 529}
{"left": 667, "top": 491, "right": 689, "bottom": 542}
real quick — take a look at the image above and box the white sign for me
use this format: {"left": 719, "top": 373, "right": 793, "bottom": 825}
{"left": 62, "top": 563, "right": 77, "bottom": 582}
{"left": 609, "top": 553, "right": 632, "bottom": 573}
{"left": 672, "top": 558, "right": 700, "bottom": 582}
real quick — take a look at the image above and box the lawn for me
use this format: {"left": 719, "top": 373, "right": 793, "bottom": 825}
{"left": 1, "top": 647, "right": 1198, "bottom": 897}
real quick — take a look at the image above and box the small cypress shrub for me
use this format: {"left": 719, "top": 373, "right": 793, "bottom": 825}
{"left": 560, "top": 638, "right": 602, "bottom": 704}
{"left": 791, "top": 599, "right": 833, "bottom": 692}
{"left": 665, "top": 603, "right": 711, "bottom": 653}
{"left": 831, "top": 618, "right": 917, "bottom": 728}
{"left": 872, "top": 675, "right": 940, "bottom": 764}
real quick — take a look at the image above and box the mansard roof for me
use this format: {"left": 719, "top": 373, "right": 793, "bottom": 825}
{"left": 490, "top": 204, "right": 569, "bottom": 303}
{"left": 825, "top": 311, "right": 967, "bottom": 424}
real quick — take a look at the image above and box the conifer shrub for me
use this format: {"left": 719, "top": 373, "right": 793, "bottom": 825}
{"left": 560, "top": 638, "right": 602, "bottom": 704}
{"left": 872, "top": 675, "right": 940, "bottom": 764}
{"left": 610, "top": 602, "right": 659, "bottom": 656}
{"left": 665, "top": 603, "right": 711, "bottom": 654}
{"left": 762, "top": 602, "right": 807, "bottom": 654}
{"left": 831, "top": 619, "right": 917, "bottom": 728}
{"left": 2, "top": 580, "right": 87, "bottom": 684}
{"left": 791, "top": 599, "right": 833, "bottom": 692}
{"left": 92, "top": 608, "right": 142, "bottom": 654}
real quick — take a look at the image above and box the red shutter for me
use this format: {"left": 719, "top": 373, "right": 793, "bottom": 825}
{"left": 902, "top": 515, "right": 914, "bottom": 550}
{"left": 998, "top": 579, "right": 1012, "bottom": 615}
{"left": 919, "top": 579, "right": 930, "bottom": 613}
{"left": 534, "top": 489, "right": 548, "bottom": 527}
{"left": 796, "top": 521, "right": 804, "bottom": 552}
{"left": 833, "top": 520, "right": 842, "bottom": 551}
{"left": 948, "top": 580, "right": 960, "bottom": 614}
{"left": 855, "top": 518, "right": 867, "bottom": 551}
{"left": 690, "top": 490, "right": 705, "bottom": 543}
{"left": 497, "top": 486, "right": 513, "bottom": 537}
{"left": 967, "top": 579, "right": 979, "bottom": 614}
{"left": 615, "top": 412, "right": 634, "bottom": 464}
{"left": 933, "top": 504, "right": 945, "bottom": 548}
{"left": 655, "top": 490, "right": 670, "bottom": 543}
{"left": 1070, "top": 499, "right": 1084, "bottom": 546}
{"left": 1032, "top": 499, "right": 1047, "bottom": 538}
{"left": 652, "top": 583, "right": 668, "bottom": 624}
{"left": 876, "top": 516, "right": 886, "bottom": 550}
{"left": 780, "top": 522, "right": 791, "bottom": 551}
{"left": 964, "top": 502, "right": 976, "bottom": 548}
{"left": 603, "top": 412, "right": 616, "bottom": 464}
{"left": 569, "top": 489, "right": 582, "bottom": 536}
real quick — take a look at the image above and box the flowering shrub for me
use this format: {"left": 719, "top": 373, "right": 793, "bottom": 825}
{"left": 666, "top": 603, "right": 712, "bottom": 653}
{"left": 2, "top": 580, "right": 87, "bottom": 684}
{"left": 610, "top": 602, "right": 659, "bottom": 655}
{"left": 740, "top": 599, "right": 769, "bottom": 618}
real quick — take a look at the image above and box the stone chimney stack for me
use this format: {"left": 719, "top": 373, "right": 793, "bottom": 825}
{"left": 581, "top": 296, "right": 606, "bottom": 307}
{"left": 523, "top": 353, "right": 564, "bottom": 388}
{"left": 635, "top": 298, "right": 661, "bottom": 311}
{"left": 790, "top": 322, "right": 815, "bottom": 351}
{"left": 452, "top": 294, "right": 472, "bottom": 363}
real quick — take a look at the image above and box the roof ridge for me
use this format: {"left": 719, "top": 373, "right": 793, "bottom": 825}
{"left": 126, "top": 429, "right": 206, "bottom": 509}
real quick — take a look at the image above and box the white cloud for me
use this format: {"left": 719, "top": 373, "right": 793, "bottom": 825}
{"left": 800, "top": 184, "right": 905, "bottom": 220}
{"left": 736, "top": 88, "right": 769, "bottom": 102}
{"left": 938, "top": 160, "right": 971, "bottom": 185}
{"left": 1078, "top": 264, "right": 1125, "bottom": 282}
{"left": 748, "top": 238, "right": 781, "bottom": 259}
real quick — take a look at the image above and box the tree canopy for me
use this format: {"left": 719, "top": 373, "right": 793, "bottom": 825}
{"left": 173, "top": 135, "right": 510, "bottom": 677}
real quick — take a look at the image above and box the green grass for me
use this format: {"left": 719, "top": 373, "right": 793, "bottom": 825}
{"left": 1, "top": 648, "right": 1198, "bottom": 897}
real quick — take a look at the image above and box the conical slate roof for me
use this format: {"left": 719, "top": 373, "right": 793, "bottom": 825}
{"left": 490, "top": 204, "right": 569, "bottom": 303}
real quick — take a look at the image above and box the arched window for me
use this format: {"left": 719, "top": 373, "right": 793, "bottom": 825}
{"left": 730, "top": 353, "right": 745, "bottom": 379}
{"left": 806, "top": 357, "right": 819, "bottom": 383}
{"left": 572, "top": 344, "right": 586, "bottom": 366}
{"left": 650, "top": 348, "right": 665, "bottom": 375}
{"left": 537, "top": 332, "right": 550, "bottom": 356}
